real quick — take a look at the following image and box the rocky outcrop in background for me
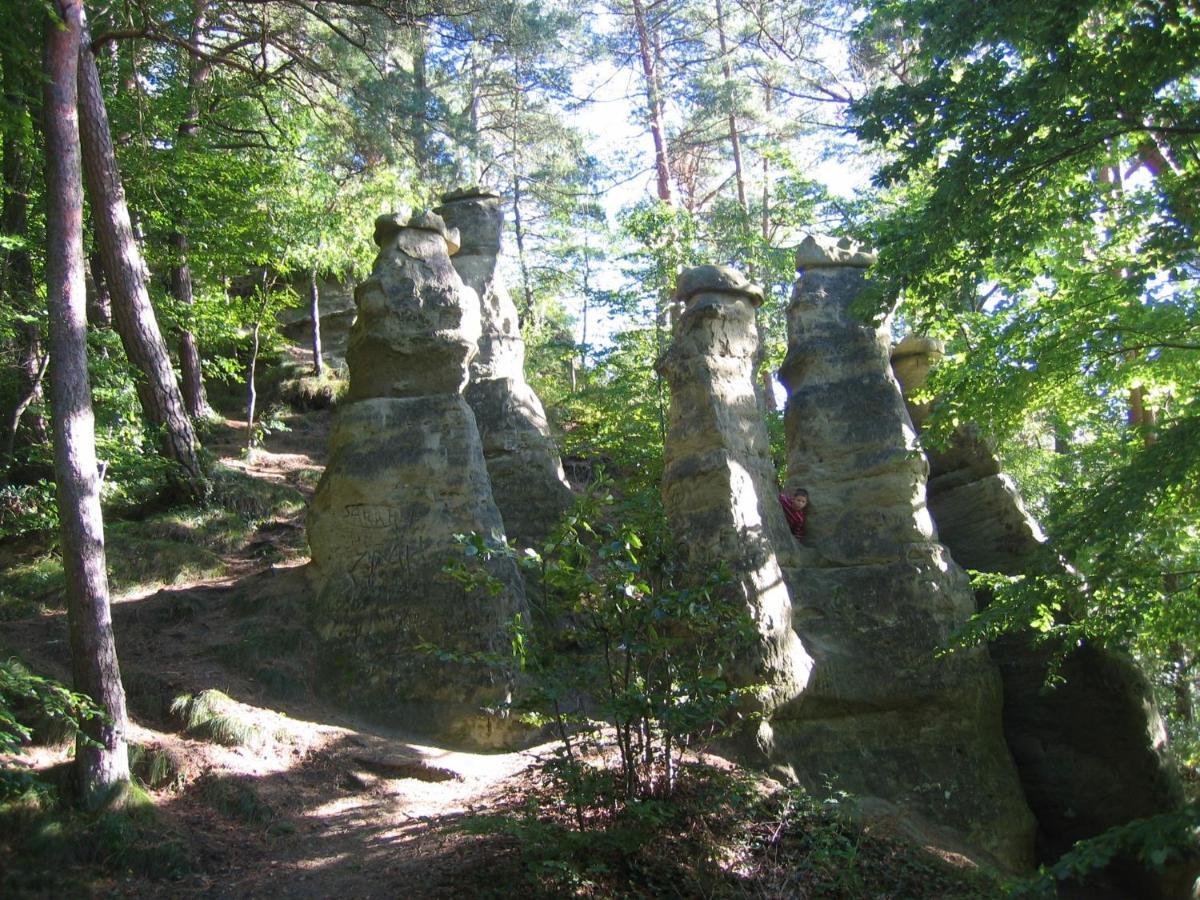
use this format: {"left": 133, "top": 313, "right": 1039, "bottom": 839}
{"left": 772, "top": 235, "right": 1035, "bottom": 871}
{"left": 434, "top": 188, "right": 571, "bottom": 549}
{"left": 658, "top": 265, "right": 813, "bottom": 727}
{"left": 892, "top": 336, "right": 1190, "bottom": 895}
{"left": 306, "top": 210, "right": 529, "bottom": 750}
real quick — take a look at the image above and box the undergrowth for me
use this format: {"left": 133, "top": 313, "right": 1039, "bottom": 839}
{"left": 0, "top": 465, "right": 303, "bottom": 619}
{"left": 458, "top": 762, "right": 1013, "bottom": 898}
{"left": 171, "top": 689, "right": 263, "bottom": 748}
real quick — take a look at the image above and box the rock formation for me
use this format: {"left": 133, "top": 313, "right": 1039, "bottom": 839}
{"left": 306, "top": 209, "right": 529, "bottom": 750}
{"left": 892, "top": 336, "right": 1190, "bottom": 894}
{"left": 657, "top": 265, "right": 813, "bottom": 725}
{"left": 772, "top": 235, "right": 1035, "bottom": 871}
{"left": 434, "top": 187, "right": 572, "bottom": 549}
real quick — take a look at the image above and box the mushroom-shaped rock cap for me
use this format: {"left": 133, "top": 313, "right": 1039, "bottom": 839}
{"left": 439, "top": 185, "right": 502, "bottom": 204}
{"left": 794, "top": 234, "right": 877, "bottom": 270}
{"left": 373, "top": 210, "right": 462, "bottom": 255}
{"left": 891, "top": 334, "right": 945, "bottom": 363}
{"left": 674, "top": 264, "right": 765, "bottom": 306}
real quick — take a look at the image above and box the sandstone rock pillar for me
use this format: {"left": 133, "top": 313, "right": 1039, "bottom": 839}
{"left": 774, "top": 235, "right": 1035, "bottom": 871}
{"left": 306, "top": 210, "right": 528, "bottom": 749}
{"left": 434, "top": 187, "right": 571, "bottom": 548}
{"left": 892, "top": 336, "right": 1190, "bottom": 894}
{"left": 657, "top": 266, "right": 813, "bottom": 727}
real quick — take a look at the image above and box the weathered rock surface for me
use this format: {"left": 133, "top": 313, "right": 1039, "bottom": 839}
{"left": 306, "top": 211, "right": 529, "bottom": 750}
{"left": 892, "top": 336, "right": 1190, "bottom": 893}
{"left": 658, "top": 266, "right": 813, "bottom": 724}
{"left": 773, "top": 240, "right": 1035, "bottom": 871}
{"left": 434, "top": 187, "right": 571, "bottom": 549}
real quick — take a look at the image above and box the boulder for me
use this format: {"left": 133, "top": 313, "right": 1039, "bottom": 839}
{"left": 773, "top": 238, "right": 1035, "bottom": 872}
{"left": 306, "top": 210, "right": 528, "bottom": 750}
{"left": 891, "top": 336, "right": 1191, "bottom": 894}
{"left": 434, "top": 188, "right": 571, "bottom": 550}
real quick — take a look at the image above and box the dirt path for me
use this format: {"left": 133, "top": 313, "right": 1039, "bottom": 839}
{"left": 3, "top": 408, "right": 546, "bottom": 897}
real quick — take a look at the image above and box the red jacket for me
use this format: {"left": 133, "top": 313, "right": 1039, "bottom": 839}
{"left": 778, "top": 493, "right": 806, "bottom": 540}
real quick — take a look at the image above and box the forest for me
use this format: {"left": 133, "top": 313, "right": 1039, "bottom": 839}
{"left": 2, "top": 0, "right": 1199, "bottom": 895}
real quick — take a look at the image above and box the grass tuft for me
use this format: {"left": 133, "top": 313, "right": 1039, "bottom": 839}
{"left": 170, "top": 689, "right": 263, "bottom": 748}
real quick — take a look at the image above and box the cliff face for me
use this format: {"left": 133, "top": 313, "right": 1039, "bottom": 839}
{"left": 306, "top": 210, "right": 529, "bottom": 750}
{"left": 892, "top": 336, "right": 1189, "bottom": 894}
{"left": 769, "top": 237, "right": 1035, "bottom": 871}
{"left": 434, "top": 188, "right": 571, "bottom": 550}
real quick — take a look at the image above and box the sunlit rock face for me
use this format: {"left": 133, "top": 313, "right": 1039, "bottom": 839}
{"left": 773, "top": 237, "right": 1036, "bottom": 872}
{"left": 658, "top": 265, "right": 814, "bottom": 721}
{"left": 434, "top": 188, "right": 571, "bottom": 550}
{"left": 307, "top": 210, "right": 529, "bottom": 750}
{"left": 892, "top": 336, "right": 1190, "bottom": 896}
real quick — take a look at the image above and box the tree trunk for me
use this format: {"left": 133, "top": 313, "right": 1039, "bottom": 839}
{"left": 86, "top": 250, "right": 112, "bottom": 328}
{"left": 43, "top": 0, "right": 130, "bottom": 810}
{"left": 169, "top": 0, "right": 212, "bottom": 420}
{"left": 77, "top": 27, "right": 208, "bottom": 500}
{"left": 761, "top": 80, "right": 772, "bottom": 241}
{"left": 5, "top": 329, "right": 48, "bottom": 460}
{"left": 410, "top": 27, "right": 429, "bottom": 179}
{"left": 171, "top": 230, "right": 209, "bottom": 418}
{"left": 715, "top": 0, "right": 747, "bottom": 212}
{"left": 309, "top": 266, "right": 323, "bottom": 375}
{"left": 2, "top": 62, "right": 48, "bottom": 448}
{"left": 512, "top": 168, "right": 535, "bottom": 320}
{"left": 631, "top": 0, "right": 672, "bottom": 204}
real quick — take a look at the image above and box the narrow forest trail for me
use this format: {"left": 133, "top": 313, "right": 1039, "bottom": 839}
{"left": 2, "top": 407, "right": 547, "bottom": 897}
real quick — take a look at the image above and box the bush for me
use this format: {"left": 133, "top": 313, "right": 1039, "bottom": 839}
{"left": 447, "top": 483, "right": 759, "bottom": 822}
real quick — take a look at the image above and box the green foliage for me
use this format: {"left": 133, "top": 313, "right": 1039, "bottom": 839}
{"left": 0, "top": 659, "right": 104, "bottom": 799}
{"left": 854, "top": 0, "right": 1200, "bottom": 748}
{"left": 0, "top": 769, "right": 188, "bottom": 893}
{"left": 127, "top": 744, "right": 185, "bottom": 793}
{"left": 449, "top": 484, "right": 760, "bottom": 827}
{"left": 1028, "top": 804, "right": 1200, "bottom": 890}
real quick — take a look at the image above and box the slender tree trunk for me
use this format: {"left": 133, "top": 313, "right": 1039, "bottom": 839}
{"left": 77, "top": 28, "right": 208, "bottom": 500}
{"left": 169, "top": 1, "right": 212, "bottom": 419}
{"left": 309, "top": 266, "right": 323, "bottom": 375}
{"left": 43, "top": 0, "right": 130, "bottom": 810}
{"left": 86, "top": 250, "right": 111, "bottom": 328}
{"left": 714, "top": 0, "right": 747, "bottom": 212}
{"left": 410, "top": 27, "right": 429, "bottom": 179}
{"left": 246, "top": 277, "right": 269, "bottom": 452}
{"left": 631, "top": 0, "right": 672, "bottom": 204}
{"left": 761, "top": 79, "right": 772, "bottom": 241}
{"left": 2, "top": 66, "right": 49, "bottom": 448}
{"left": 512, "top": 164, "right": 535, "bottom": 319}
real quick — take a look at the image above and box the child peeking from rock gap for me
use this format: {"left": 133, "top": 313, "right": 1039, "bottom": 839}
{"left": 779, "top": 487, "right": 808, "bottom": 540}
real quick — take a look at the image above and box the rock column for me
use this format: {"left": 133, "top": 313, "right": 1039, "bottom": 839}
{"left": 892, "top": 336, "right": 1190, "bottom": 895}
{"left": 658, "top": 266, "right": 813, "bottom": 728}
{"left": 434, "top": 188, "right": 572, "bottom": 548}
{"left": 774, "top": 235, "right": 1035, "bottom": 871}
{"left": 306, "top": 210, "right": 528, "bottom": 750}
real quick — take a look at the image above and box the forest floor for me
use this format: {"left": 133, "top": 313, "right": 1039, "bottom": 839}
{"left": 0, "top": 406, "right": 1017, "bottom": 898}
{"left": 1, "top": 409, "right": 549, "bottom": 897}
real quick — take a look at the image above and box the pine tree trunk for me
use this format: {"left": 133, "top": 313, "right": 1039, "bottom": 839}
{"left": 76, "top": 27, "right": 207, "bottom": 500}
{"left": 170, "top": 0, "right": 212, "bottom": 420}
{"left": 43, "top": 0, "right": 130, "bottom": 810}
{"left": 171, "top": 229, "right": 209, "bottom": 418}
{"left": 631, "top": 0, "right": 672, "bottom": 204}
{"left": 714, "top": 0, "right": 747, "bottom": 212}
{"left": 86, "top": 251, "right": 112, "bottom": 328}
{"left": 309, "top": 266, "right": 323, "bottom": 375}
